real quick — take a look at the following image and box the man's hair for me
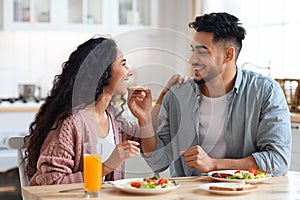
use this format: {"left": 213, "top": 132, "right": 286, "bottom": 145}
{"left": 189, "top": 12, "right": 246, "bottom": 58}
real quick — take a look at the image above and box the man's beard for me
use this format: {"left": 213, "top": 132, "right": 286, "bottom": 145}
{"left": 194, "top": 78, "right": 205, "bottom": 85}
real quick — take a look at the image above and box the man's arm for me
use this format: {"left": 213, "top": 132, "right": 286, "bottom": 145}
{"left": 213, "top": 156, "right": 258, "bottom": 171}
{"left": 180, "top": 145, "right": 258, "bottom": 173}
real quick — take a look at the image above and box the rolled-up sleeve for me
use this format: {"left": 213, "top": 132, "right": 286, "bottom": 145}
{"left": 252, "top": 82, "right": 291, "bottom": 176}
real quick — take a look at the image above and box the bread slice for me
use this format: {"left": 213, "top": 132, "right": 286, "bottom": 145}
{"left": 209, "top": 183, "right": 258, "bottom": 191}
{"left": 127, "top": 86, "right": 146, "bottom": 91}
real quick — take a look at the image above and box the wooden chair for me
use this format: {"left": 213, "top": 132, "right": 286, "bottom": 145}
{"left": 275, "top": 78, "right": 300, "bottom": 112}
{"left": 5, "top": 136, "right": 29, "bottom": 192}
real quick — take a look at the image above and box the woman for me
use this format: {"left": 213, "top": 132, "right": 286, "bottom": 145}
{"left": 25, "top": 36, "right": 184, "bottom": 186}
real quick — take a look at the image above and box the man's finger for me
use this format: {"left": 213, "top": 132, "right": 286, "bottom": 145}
{"left": 179, "top": 151, "right": 185, "bottom": 156}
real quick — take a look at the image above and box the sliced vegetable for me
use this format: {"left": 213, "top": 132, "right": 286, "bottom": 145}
{"left": 130, "top": 181, "right": 141, "bottom": 188}
{"left": 129, "top": 177, "right": 176, "bottom": 189}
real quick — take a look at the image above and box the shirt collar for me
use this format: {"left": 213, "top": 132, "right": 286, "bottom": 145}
{"left": 233, "top": 66, "right": 242, "bottom": 95}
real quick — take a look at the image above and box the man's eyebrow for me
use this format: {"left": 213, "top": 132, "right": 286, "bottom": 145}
{"left": 120, "top": 58, "right": 126, "bottom": 63}
{"left": 194, "top": 45, "right": 208, "bottom": 50}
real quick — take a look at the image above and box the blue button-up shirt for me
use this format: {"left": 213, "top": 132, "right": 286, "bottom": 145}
{"left": 144, "top": 67, "right": 291, "bottom": 176}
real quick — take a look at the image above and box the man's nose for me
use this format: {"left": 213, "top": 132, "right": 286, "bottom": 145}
{"left": 189, "top": 52, "right": 197, "bottom": 65}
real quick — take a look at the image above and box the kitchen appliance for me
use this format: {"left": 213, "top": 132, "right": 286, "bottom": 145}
{"left": 18, "top": 84, "right": 41, "bottom": 101}
{"left": 0, "top": 97, "right": 44, "bottom": 173}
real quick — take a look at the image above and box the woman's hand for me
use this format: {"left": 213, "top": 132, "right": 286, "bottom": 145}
{"left": 128, "top": 89, "right": 152, "bottom": 126}
{"left": 104, "top": 140, "right": 140, "bottom": 170}
{"left": 163, "top": 74, "right": 189, "bottom": 92}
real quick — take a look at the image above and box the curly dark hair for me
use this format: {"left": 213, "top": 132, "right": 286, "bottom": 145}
{"left": 189, "top": 12, "right": 246, "bottom": 58}
{"left": 25, "top": 36, "right": 118, "bottom": 177}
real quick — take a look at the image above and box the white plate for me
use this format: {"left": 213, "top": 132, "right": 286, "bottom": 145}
{"left": 199, "top": 182, "right": 257, "bottom": 195}
{"left": 208, "top": 170, "right": 272, "bottom": 184}
{"left": 111, "top": 178, "right": 180, "bottom": 195}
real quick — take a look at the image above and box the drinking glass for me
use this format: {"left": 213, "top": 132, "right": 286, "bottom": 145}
{"left": 84, "top": 142, "right": 102, "bottom": 197}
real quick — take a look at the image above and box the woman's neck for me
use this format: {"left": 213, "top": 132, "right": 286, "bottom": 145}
{"left": 94, "top": 93, "right": 112, "bottom": 114}
{"left": 86, "top": 93, "right": 112, "bottom": 138}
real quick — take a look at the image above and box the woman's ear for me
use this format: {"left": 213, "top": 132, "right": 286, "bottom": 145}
{"left": 224, "top": 46, "right": 235, "bottom": 63}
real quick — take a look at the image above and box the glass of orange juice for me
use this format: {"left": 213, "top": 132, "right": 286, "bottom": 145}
{"left": 84, "top": 142, "right": 102, "bottom": 197}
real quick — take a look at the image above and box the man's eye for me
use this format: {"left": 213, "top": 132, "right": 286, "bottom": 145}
{"left": 198, "top": 50, "right": 207, "bottom": 55}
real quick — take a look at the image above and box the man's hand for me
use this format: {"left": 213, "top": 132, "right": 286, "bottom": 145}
{"left": 179, "top": 145, "right": 215, "bottom": 173}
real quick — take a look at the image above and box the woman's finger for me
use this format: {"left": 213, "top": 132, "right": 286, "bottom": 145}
{"left": 183, "top": 76, "right": 189, "bottom": 83}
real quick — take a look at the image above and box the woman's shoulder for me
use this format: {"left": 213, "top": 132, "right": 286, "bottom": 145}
{"left": 50, "top": 114, "right": 85, "bottom": 144}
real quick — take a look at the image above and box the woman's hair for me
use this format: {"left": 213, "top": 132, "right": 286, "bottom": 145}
{"left": 189, "top": 12, "right": 246, "bottom": 58}
{"left": 25, "top": 36, "right": 118, "bottom": 177}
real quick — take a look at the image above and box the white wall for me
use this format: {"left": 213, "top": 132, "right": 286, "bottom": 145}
{"left": 0, "top": 31, "right": 98, "bottom": 98}
{"left": 0, "top": 0, "right": 195, "bottom": 100}
{"left": 199, "top": 0, "right": 300, "bottom": 78}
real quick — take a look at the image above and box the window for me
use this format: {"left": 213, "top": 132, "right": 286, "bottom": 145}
{"left": 200, "top": 0, "right": 300, "bottom": 78}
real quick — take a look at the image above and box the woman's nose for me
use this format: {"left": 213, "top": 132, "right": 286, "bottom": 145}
{"left": 127, "top": 67, "right": 133, "bottom": 76}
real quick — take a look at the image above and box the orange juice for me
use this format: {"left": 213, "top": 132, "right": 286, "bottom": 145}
{"left": 84, "top": 154, "right": 102, "bottom": 192}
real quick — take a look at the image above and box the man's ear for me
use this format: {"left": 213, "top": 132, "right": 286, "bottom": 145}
{"left": 224, "top": 46, "right": 235, "bottom": 63}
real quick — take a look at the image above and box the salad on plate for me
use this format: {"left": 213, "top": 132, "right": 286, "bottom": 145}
{"left": 112, "top": 176, "right": 180, "bottom": 194}
{"left": 208, "top": 168, "right": 272, "bottom": 184}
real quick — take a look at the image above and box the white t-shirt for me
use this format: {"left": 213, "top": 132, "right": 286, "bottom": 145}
{"left": 199, "top": 93, "right": 227, "bottom": 158}
{"left": 97, "top": 116, "right": 116, "bottom": 162}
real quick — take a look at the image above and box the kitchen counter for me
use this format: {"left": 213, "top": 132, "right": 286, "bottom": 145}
{"left": 0, "top": 102, "right": 42, "bottom": 113}
{"left": 290, "top": 112, "right": 300, "bottom": 123}
{"left": 0, "top": 106, "right": 40, "bottom": 113}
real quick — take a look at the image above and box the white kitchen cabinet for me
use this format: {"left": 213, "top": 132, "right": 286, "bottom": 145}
{"left": 0, "top": 0, "right": 154, "bottom": 32}
{"left": 291, "top": 122, "right": 300, "bottom": 171}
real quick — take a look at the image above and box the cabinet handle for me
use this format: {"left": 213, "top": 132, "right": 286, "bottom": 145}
{"left": 291, "top": 126, "right": 299, "bottom": 129}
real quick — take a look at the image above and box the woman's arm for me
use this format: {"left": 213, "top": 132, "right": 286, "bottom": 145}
{"left": 151, "top": 74, "right": 188, "bottom": 130}
{"left": 29, "top": 117, "right": 83, "bottom": 185}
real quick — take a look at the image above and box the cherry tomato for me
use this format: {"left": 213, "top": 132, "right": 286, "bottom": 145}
{"left": 258, "top": 169, "right": 267, "bottom": 175}
{"left": 146, "top": 178, "right": 157, "bottom": 185}
{"left": 249, "top": 168, "right": 258, "bottom": 176}
{"left": 158, "top": 178, "right": 168, "bottom": 185}
{"left": 130, "top": 181, "right": 141, "bottom": 188}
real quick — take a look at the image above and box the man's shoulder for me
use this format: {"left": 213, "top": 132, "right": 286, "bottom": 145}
{"left": 239, "top": 69, "right": 283, "bottom": 100}
{"left": 168, "top": 78, "right": 199, "bottom": 99}
{"left": 241, "top": 69, "right": 277, "bottom": 87}
{"left": 168, "top": 78, "right": 197, "bottom": 94}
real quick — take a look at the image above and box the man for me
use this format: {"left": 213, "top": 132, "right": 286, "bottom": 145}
{"left": 139, "top": 12, "right": 291, "bottom": 176}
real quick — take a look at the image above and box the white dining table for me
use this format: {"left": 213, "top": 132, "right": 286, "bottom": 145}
{"left": 22, "top": 171, "right": 300, "bottom": 200}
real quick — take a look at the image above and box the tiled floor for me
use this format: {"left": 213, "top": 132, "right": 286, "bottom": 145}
{"left": 0, "top": 168, "right": 22, "bottom": 200}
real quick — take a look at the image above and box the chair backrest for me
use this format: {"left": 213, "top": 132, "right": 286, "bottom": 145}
{"left": 6, "top": 136, "right": 29, "bottom": 188}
